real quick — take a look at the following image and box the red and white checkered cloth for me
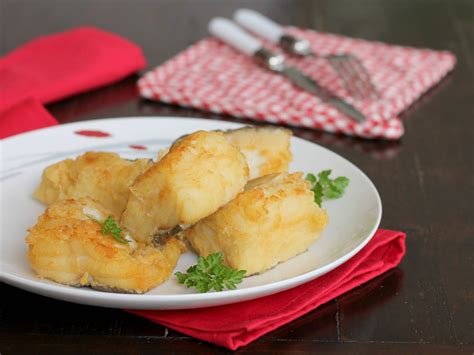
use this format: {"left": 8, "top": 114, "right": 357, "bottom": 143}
{"left": 138, "top": 28, "right": 455, "bottom": 140}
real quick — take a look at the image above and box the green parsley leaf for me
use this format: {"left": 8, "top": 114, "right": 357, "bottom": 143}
{"left": 312, "top": 181, "right": 323, "bottom": 206}
{"left": 87, "top": 215, "right": 129, "bottom": 244}
{"left": 305, "top": 170, "right": 350, "bottom": 207}
{"left": 175, "top": 252, "right": 246, "bottom": 293}
{"left": 305, "top": 173, "right": 317, "bottom": 184}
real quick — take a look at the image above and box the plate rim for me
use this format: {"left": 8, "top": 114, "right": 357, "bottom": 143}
{"left": 0, "top": 116, "right": 382, "bottom": 309}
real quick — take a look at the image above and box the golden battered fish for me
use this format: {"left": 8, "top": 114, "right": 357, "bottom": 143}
{"left": 156, "top": 127, "right": 293, "bottom": 180}
{"left": 26, "top": 198, "right": 186, "bottom": 294}
{"left": 222, "top": 126, "right": 292, "bottom": 179}
{"left": 184, "top": 172, "right": 328, "bottom": 275}
{"left": 121, "top": 130, "right": 249, "bottom": 243}
{"left": 33, "top": 152, "right": 152, "bottom": 216}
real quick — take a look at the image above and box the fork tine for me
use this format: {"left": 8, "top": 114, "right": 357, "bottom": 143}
{"left": 346, "top": 56, "right": 379, "bottom": 100}
{"left": 329, "top": 55, "right": 379, "bottom": 100}
{"left": 339, "top": 58, "right": 367, "bottom": 99}
{"left": 330, "top": 56, "right": 364, "bottom": 99}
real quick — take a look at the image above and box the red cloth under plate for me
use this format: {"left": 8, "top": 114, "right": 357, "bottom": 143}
{"left": 129, "top": 229, "right": 406, "bottom": 350}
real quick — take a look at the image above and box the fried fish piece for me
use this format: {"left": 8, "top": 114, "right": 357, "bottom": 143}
{"left": 121, "top": 130, "right": 249, "bottom": 243}
{"left": 222, "top": 126, "right": 292, "bottom": 179}
{"left": 33, "top": 152, "right": 152, "bottom": 216}
{"left": 156, "top": 127, "right": 293, "bottom": 180}
{"left": 26, "top": 198, "right": 186, "bottom": 294}
{"left": 184, "top": 172, "right": 328, "bottom": 275}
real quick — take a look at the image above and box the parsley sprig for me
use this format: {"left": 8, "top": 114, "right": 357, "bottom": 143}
{"left": 87, "top": 215, "right": 129, "bottom": 244}
{"left": 306, "top": 170, "right": 350, "bottom": 207}
{"left": 102, "top": 216, "right": 129, "bottom": 244}
{"left": 175, "top": 252, "right": 246, "bottom": 293}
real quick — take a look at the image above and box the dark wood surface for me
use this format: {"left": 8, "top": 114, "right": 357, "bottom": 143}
{"left": 1, "top": 0, "right": 473, "bottom": 353}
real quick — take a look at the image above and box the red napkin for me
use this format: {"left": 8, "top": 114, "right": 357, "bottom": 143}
{"left": 129, "top": 229, "right": 406, "bottom": 350}
{"left": 0, "top": 27, "right": 146, "bottom": 139}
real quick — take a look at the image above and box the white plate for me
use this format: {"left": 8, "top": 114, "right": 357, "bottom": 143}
{"left": 0, "top": 117, "right": 381, "bottom": 310}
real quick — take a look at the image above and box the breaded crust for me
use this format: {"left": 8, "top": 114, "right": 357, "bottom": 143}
{"left": 33, "top": 152, "right": 152, "bottom": 216}
{"left": 26, "top": 198, "right": 186, "bottom": 294}
{"left": 184, "top": 172, "right": 328, "bottom": 275}
{"left": 223, "top": 126, "right": 292, "bottom": 179}
{"left": 121, "top": 130, "right": 249, "bottom": 243}
{"left": 157, "top": 127, "right": 292, "bottom": 180}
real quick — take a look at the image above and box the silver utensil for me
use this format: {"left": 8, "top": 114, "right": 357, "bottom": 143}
{"left": 234, "top": 9, "right": 379, "bottom": 100}
{"left": 208, "top": 18, "right": 367, "bottom": 123}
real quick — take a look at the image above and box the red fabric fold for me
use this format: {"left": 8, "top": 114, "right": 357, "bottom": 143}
{"left": 0, "top": 97, "right": 58, "bottom": 138}
{"left": 0, "top": 27, "right": 146, "bottom": 139}
{"left": 129, "top": 229, "right": 406, "bottom": 350}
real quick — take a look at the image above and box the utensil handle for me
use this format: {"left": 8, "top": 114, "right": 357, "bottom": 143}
{"left": 234, "top": 9, "right": 284, "bottom": 43}
{"left": 208, "top": 17, "right": 262, "bottom": 56}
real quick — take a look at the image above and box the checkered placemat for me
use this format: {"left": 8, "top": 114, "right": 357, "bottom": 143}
{"left": 138, "top": 28, "right": 455, "bottom": 140}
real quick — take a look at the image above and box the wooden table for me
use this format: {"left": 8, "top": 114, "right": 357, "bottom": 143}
{"left": 1, "top": 0, "right": 473, "bottom": 353}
